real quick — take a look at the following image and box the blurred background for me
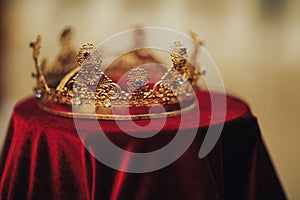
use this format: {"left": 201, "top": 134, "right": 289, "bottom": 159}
{"left": 0, "top": 0, "right": 299, "bottom": 198}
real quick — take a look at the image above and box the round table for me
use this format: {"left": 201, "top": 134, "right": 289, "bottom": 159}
{"left": 0, "top": 90, "right": 286, "bottom": 200}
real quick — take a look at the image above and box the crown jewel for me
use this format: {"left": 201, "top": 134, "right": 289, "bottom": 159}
{"left": 29, "top": 27, "right": 204, "bottom": 120}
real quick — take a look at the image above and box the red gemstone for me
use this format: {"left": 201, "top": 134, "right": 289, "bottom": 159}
{"left": 84, "top": 52, "right": 91, "bottom": 60}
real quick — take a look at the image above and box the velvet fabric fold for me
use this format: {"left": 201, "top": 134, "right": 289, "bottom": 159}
{"left": 0, "top": 91, "right": 286, "bottom": 199}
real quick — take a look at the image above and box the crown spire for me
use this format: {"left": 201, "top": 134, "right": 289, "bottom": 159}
{"left": 29, "top": 35, "right": 50, "bottom": 96}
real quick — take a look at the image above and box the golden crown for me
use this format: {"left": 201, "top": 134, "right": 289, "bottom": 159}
{"left": 29, "top": 27, "right": 204, "bottom": 120}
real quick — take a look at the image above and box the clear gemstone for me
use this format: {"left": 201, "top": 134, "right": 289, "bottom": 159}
{"left": 178, "top": 78, "right": 184, "bottom": 85}
{"left": 103, "top": 99, "right": 111, "bottom": 108}
{"left": 162, "top": 97, "right": 169, "bottom": 102}
{"left": 74, "top": 98, "right": 81, "bottom": 105}
{"left": 180, "top": 47, "right": 187, "bottom": 55}
{"left": 35, "top": 92, "right": 41, "bottom": 99}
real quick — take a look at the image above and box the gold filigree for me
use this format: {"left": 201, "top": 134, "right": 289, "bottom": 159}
{"left": 30, "top": 27, "right": 204, "bottom": 120}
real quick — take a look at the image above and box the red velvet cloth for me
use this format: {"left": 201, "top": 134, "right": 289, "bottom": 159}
{"left": 0, "top": 90, "right": 286, "bottom": 200}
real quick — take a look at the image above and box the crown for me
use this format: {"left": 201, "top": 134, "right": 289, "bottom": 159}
{"left": 29, "top": 27, "right": 204, "bottom": 120}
